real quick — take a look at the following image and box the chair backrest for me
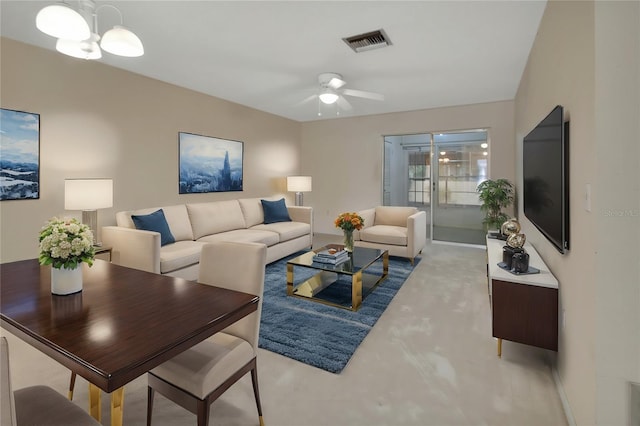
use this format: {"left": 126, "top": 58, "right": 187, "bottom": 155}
{"left": 198, "top": 242, "right": 267, "bottom": 349}
{"left": 374, "top": 206, "right": 418, "bottom": 227}
{"left": 1, "top": 337, "right": 18, "bottom": 426}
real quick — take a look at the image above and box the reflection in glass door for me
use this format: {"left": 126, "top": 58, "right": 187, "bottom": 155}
{"left": 432, "top": 131, "right": 488, "bottom": 245}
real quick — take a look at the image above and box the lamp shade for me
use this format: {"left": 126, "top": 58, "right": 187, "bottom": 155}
{"left": 100, "top": 25, "right": 144, "bottom": 57}
{"left": 36, "top": 3, "right": 90, "bottom": 41}
{"left": 65, "top": 179, "right": 113, "bottom": 210}
{"left": 287, "top": 176, "right": 312, "bottom": 192}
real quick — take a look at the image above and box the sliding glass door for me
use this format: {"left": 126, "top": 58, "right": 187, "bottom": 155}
{"left": 431, "top": 132, "right": 487, "bottom": 245}
{"left": 383, "top": 130, "right": 488, "bottom": 245}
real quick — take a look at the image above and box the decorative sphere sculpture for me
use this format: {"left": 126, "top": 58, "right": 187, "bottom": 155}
{"left": 501, "top": 218, "right": 521, "bottom": 236}
{"left": 507, "top": 233, "right": 526, "bottom": 249}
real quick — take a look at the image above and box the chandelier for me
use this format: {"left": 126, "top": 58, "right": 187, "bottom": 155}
{"left": 36, "top": 0, "right": 144, "bottom": 60}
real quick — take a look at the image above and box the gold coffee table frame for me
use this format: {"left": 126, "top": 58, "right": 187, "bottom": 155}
{"left": 286, "top": 244, "right": 389, "bottom": 311}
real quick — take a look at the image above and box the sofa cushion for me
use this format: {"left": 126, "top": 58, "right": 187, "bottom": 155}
{"left": 261, "top": 198, "right": 291, "bottom": 224}
{"left": 238, "top": 198, "right": 265, "bottom": 228}
{"left": 187, "top": 201, "right": 247, "bottom": 240}
{"left": 359, "top": 225, "right": 408, "bottom": 246}
{"left": 197, "top": 229, "right": 279, "bottom": 247}
{"left": 251, "top": 221, "right": 310, "bottom": 243}
{"left": 132, "top": 209, "right": 175, "bottom": 246}
{"left": 160, "top": 241, "right": 207, "bottom": 274}
{"left": 116, "top": 204, "right": 194, "bottom": 242}
{"left": 374, "top": 206, "right": 418, "bottom": 227}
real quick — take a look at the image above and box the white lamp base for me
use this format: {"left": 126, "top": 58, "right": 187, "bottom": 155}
{"left": 294, "top": 192, "right": 304, "bottom": 206}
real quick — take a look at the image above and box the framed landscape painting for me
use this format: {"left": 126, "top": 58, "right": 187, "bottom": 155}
{"left": 179, "top": 132, "right": 243, "bottom": 194}
{"left": 0, "top": 108, "right": 40, "bottom": 201}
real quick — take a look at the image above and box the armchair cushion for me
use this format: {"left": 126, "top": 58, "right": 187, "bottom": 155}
{"left": 261, "top": 198, "right": 291, "bottom": 224}
{"left": 131, "top": 209, "right": 176, "bottom": 246}
{"left": 359, "top": 225, "right": 408, "bottom": 246}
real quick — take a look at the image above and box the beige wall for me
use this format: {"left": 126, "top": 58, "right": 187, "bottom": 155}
{"left": 0, "top": 38, "right": 301, "bottom": 263}
{"left": 515, "top": 1, "right": 640, "bottom": 424}
{"left": 593, "top": 1, "right": 640, "bottom": 424}
{"left": 300, "top": 101, "right": 515, "bottom": 234}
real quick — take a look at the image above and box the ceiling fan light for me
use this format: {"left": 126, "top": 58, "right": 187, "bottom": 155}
{"left": 100, "top": 26, "right": 144, "bottom": 57}
{"left": 319, "top": 90, "right": 339, "bottom": 105}
{"left": 56, "top": 35, "right": 102, "bottom": 60}
{"left": 36, "top": 3, "right": 90, "bottom": 41}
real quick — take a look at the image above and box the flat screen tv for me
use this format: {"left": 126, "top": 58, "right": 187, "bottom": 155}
{"left": 523, "top": 105, "right": 569, "bottom": 253}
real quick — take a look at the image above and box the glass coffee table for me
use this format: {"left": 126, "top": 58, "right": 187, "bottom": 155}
{"left": 286, "top": 244, "right": 389, "bottom": 311}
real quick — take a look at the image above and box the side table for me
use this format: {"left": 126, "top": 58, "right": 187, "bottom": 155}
{"left": 94, "top": 246, "right": 112, "bottom": 262}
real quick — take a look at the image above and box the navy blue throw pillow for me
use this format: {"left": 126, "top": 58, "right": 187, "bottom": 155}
{"left": 261, "top": 198, "right": 292, "bottom": 224}
{"left": 131, "top": 209, "right": 176, "bottom": 246}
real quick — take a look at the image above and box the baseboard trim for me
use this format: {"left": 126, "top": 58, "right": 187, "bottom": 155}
{"left": 430, "top": 239, "right": 486, "bottom": 249}
{"left": 552, "top": 364, "right": 577, "bottom": 426}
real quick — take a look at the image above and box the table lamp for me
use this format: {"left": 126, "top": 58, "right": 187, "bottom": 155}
{"left": 65, "top": 178, "right": 113, "bottom": 246}
{"left": 287, "top": 176, "right": 312, "bottom": 206}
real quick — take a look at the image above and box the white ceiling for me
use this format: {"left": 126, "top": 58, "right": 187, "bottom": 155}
{"left": 0, "top": 1, "right": 547, "bottom": 122}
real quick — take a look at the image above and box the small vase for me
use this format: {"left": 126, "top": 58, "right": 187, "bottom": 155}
{"left": 343, "top": 229, "right": 354, "bottom": 252}
{"left": 51, "top": 265, "right": 83, "bottom": 295}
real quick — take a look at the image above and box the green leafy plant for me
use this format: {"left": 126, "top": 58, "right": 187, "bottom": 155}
{"left": 39, "top": 217, "right": 95, "bottom": 269}
{"left": 476, "top": 179, "right": 515, "bottom": 231}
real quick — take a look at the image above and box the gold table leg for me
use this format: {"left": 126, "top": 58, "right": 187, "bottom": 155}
{"left": 497, "top": 338, "right": 502, "bottom": 357}
{"left": 111, "top": 387, "right": 125, "bottom": 426}
{"left": 88, "top": 384, "right": 125, "bottom": 426}
{"left": 286, "top": 264, "right": 294, "bottom": 296}
{"left": 89, "top": 383, "right": 101, "bottom": 422}
{"left": 352, "top": 271, "right": 363, "bottom": 311}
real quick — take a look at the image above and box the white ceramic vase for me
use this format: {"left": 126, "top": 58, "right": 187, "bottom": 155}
{"left": 51, "top": 265, "right": 83, "bottom": 295}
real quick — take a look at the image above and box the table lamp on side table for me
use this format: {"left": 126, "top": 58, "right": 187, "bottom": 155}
{"left": 287, "top": 176, "right": 312, "bottom": 206}
{"left": 64, "top": 178, "right": 113, "bottom": 246}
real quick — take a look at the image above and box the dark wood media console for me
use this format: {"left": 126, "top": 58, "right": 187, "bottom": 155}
{"left": 486, "top": 237, "right": 559, "bottom": 356}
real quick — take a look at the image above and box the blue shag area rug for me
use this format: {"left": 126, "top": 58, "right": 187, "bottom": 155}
{"left": 258, "top": 252, "right": 419, "bottom": 373}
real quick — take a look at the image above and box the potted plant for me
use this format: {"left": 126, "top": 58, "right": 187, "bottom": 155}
{"left": 476, "top": 178, "right": 515, "bottom": 231}
{"left": 39, "top": 217, "right": 95, "bottom": 295}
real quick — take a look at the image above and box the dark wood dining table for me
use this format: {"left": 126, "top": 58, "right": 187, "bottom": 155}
{"left": 0, "top": 259, "right": 259, "bottom": 426}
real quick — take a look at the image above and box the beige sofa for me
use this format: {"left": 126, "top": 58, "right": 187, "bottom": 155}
{"left": 102, "top": 198, "right": 312, "bottom": 281}
{"left": 354, "top": 206, "right": 427, "bottom": 264}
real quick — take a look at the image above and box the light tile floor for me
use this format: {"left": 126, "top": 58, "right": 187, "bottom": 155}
{"left": 2, "top": 235, "right": 568, "bottom": 425}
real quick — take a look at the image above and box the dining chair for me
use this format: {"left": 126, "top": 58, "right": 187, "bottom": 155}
{"left": 146, "top": 241, "right": 267, "bottom": 426}
{"left": 1, "top": 336, "right": 100, "bottom": 426}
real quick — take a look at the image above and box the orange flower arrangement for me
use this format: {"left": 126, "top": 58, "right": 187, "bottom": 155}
{"left": 334, "top": 212, "right": 364, "bottom": 232}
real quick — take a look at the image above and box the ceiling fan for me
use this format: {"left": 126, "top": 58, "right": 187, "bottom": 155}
{"left": 301, "top": 72, "right": 384, "bottom": 114}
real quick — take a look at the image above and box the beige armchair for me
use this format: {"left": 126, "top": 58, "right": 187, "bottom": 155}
{"left": 354, "top": 206, "right": 427, "bottom": 264}
{"left": 146, "top": 241, "right": 267, "bottom": 426}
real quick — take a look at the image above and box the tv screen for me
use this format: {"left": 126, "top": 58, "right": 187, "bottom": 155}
{"left": 523, "top": 105, "right": 569, "bottom": 253}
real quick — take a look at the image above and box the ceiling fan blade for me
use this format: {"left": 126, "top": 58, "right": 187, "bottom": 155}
{"left": 342, "top": 88, "right": 384, "bottom": 101}
{"left": 328, "top": 77, "right": 346, "bottom": 90}
{"left": 337, "top": 96, "right": 353, "bottom": 111}
{"left": 295, "top": 94, "right": 318, "bottom": 107}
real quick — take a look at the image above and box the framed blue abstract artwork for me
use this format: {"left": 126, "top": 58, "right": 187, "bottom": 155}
{"left": 178, "top": 132, "right": 243, "bottom": 194}
{"left": 0, "top": 108, "right": 40, "bottom": 201}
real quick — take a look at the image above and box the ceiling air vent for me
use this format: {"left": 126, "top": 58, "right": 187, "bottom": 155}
{"left": 342, "top": 29, "right": 391, "bottom": 53}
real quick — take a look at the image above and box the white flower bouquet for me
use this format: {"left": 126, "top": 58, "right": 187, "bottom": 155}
{"left": 39, "top": 217, "right": 95, "bottom": 269}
